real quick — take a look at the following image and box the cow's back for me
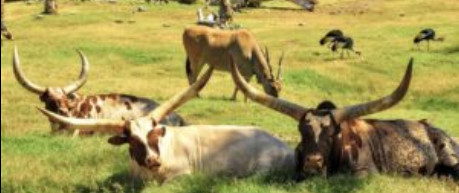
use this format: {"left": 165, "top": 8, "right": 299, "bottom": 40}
{"left": 361, "top": 120, "right": 438, "bottom": 174}
{"left": 78, "top": 94, "right": 186, "bottom": 126}
{"left": 178, "top": 126, "right": 295, "bottom": 177}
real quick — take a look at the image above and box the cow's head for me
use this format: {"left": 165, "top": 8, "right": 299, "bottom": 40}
{"left": 230, "top": 57, "right": 414, "bottom": 178}
{"left": 13, "top": 47, "right": 89, "bottom": 123}
{"left": 107, "top": 118, "right": 168, "bottom": 170}
{"left": 38, "top": 67, "right": 214, "bottom": 170}
{"left": 260, "top": 47, "right": 284, "bottom": 98}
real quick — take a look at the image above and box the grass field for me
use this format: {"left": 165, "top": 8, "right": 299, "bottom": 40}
{"left": 1, "top": 0, "right": 459, "bottom": 192}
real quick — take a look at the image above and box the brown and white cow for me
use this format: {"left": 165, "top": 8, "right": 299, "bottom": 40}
{"left": 13, "top": 47, "right": 186, "bottom": 134}
{"left": 183, "top": 25, "right": 284, "bottom": 100}
{"left": 230, "top": 58, "right": 459, "bottom": 180}
{"left": 38, "top": 67, "right": 295, "bottom": 184}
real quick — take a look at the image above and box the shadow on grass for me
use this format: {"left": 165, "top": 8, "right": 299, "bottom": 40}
{"left": 259, "top": 171, "right": 369, "bottom": 193}
{"left": 75, "top": 171, "right": 145, "bottom": 193}
{"left": 255, "top": 6, "right": 307, "bottom": 12}
{"left": 441, "top": 46, "right": 459, "bottom": 55}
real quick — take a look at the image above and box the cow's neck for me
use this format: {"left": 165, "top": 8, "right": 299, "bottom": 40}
{"left": 159, "top": 127, "right": 199, "bottom": 172}
{"left": 329, "top": 120, "right": 364, "bottom": 175}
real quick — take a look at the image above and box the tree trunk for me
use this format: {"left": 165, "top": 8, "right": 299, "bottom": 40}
{"left": 43, "top": 0, "right": 58, "bottom": 15}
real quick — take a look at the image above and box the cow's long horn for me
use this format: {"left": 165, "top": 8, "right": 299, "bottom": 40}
{"left": 37, "top": 107, "right": 127, "bottom": 134}
{"left": 13, "top": 46, "right": 46, "bottom": 95}
{"left": 149, "top": 67, "right": 214, "bottom": 122}
{"left": 62, "top": 50, "right": 90, "bottom": 94}
{"left": 332, "top": 58, "right": 414, "bottom": 123}
{"left": 230, "top": 56, "right": 308, "bottom": 121}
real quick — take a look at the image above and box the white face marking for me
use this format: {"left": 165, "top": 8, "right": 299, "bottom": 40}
{"left": 129, "top": 118, "right": 159, "bottom": 160}
{"left": 307, "top": 114, "right": 322, "bottom": 144}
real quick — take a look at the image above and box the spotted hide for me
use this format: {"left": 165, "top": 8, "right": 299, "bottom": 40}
{"left": 13, "top": 47, "right": 185, "bottom": 134}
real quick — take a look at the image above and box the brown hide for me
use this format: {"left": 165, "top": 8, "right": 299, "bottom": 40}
{"left": 329, "top": 119, "right": 458, "bottom": 177}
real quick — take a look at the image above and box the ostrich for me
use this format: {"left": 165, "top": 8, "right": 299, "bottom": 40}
{"left": 331, "top": 36, "right": 361, "bottom": 59}
{"left": 414, "top": 28, "right": 444, "bottom": 51}
{"left": 320, "top": 29, "right": 343, "bottom": 46}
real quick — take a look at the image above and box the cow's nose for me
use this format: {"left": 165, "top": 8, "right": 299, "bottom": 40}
{"left": 146, "top": 157, "right": 161, "bottom": 168}
{"left": 306, "top": 154, "right": 324, "bottom": 166}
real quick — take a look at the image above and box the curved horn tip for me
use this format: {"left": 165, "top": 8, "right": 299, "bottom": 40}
{"left": 36, "top": 107, "right": 57, "bottom": 120}
{"left": 13, "top": 47, "right": 47, "bottom": 95}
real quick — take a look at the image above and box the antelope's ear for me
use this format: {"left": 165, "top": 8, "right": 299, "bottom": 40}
{"left": 108, "top": 135, "right": 129, "bottom": 146}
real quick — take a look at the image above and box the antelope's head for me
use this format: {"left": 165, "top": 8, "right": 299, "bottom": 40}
{"left": 261, "top": 47, "right": 284, "bottom": 98}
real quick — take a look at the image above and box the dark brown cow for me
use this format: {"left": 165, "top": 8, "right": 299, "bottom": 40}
{"left": 230, "top": 58, "right": 459, "bottom": 180}
{"left": 13, "top": 47, "right": 185, "bottom": 134}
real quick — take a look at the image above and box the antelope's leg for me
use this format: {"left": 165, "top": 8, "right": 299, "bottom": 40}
{"left": 231, "top": 87, "right": 238, "bottom": 101}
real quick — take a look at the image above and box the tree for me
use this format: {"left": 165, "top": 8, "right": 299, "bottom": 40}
{"left": 43, "top": 0, "right": 58, "bottom": 15}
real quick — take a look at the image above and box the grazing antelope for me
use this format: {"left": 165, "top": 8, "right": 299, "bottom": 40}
{"left": 13, "top": 47, "right": 186, "bottom": 134}
{"left": 183, "top": 25, "right": 284, "bottom": 100}
{"left": 331, "top": 36, "right": 361, "bottom": 59}
{"left": 414, "top": 28, "right": 444, "bottom": 51}
{"left": 230, "top": 58, "right": 459, "bottom": 180}
{"left": 38, "top": 67, "right": 295, "bottom": 184}
{"left": 320, "top": 29, "right": 343, "bottom": 47}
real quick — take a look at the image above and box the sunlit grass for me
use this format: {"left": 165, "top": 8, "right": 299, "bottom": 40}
{"left": 1, "top": 0, "right": 459, "bottom": 192}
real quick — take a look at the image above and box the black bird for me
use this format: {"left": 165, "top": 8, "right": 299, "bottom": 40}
{"left": 331, "top": 36, "right": 361, "bottom": 59}
{"left": 320, "top": 29, "right": 343, "bottom": 46}
{"left": 414, "top": 28, "right": 444, "bottom": 51}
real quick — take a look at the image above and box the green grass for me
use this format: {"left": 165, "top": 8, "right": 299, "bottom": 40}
{"left": 2, "top": 0, "right": 459, "bottom": 192}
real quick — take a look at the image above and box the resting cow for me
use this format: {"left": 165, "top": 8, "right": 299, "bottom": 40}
{"left": 230, "top": 57, "right": 459, "bottom": 180}
{"left": 13, "top": 47, "right": 185, "bottom": 134}
{"left": 38, "top": 67, "right": 295, "bottom": 184}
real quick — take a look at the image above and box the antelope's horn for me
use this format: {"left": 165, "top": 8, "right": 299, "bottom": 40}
{"left": 277, "top": 51, "right": 285, "bottom": 80}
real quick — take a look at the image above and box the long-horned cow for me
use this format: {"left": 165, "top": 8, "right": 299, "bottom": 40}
{"left": 13, "top": 47, "right": 186, "bottom": 134}
{"left": 230, "top": 58, "right": 459, "bottom": 180}
{"left": 183, "top": 25, "right": 284, "bottom": 100}
{"left": 38, "top": 67, "right": 296, "bottom": 184}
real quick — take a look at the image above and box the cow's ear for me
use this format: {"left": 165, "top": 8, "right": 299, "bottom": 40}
{"left": 108, "top": 136, "right": 129, "bottom": 146}
{"left": 160, "top": 126, "right": 167, "bottom": 137}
